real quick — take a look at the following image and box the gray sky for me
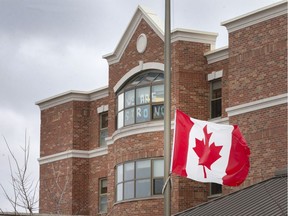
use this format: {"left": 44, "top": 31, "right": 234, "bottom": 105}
{"left": 0, "top": 0, "right": 281, "bottom": 212}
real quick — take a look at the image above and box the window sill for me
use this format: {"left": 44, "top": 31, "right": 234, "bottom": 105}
{"left": 207, "top": 193, "right": 222, "bottom": 200}
{"left": 114, "top": 195, "right": 163, "bottom": 206}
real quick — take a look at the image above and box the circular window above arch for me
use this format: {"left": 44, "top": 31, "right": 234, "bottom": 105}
{"left": 136, "top": 33, "right": 147, "bottom": 53}
{"left": 117, "top": 71, "right": 164, "bottom": 129}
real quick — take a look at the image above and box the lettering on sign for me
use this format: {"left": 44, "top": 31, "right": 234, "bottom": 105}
{"left": 139, "top": 94, "right": 150, "bottom": 104}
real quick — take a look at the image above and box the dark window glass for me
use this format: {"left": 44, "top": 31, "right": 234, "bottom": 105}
{"left": 210, "top": 183, "right": 222, "bottom": 195}
{"left": 100, "top": 112, "right": 108, "bottom": 147}
{"left": 153, "top": 178, "right": 164, "bottom": 195}
{"left": 99, "top": 178, "right": 107, "bottom": 213}
{"left": 211, "top": 80, "right": 222, "bottom": 118}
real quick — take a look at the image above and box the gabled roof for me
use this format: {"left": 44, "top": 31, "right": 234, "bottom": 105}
{"left": 103, "top": 5, "right": 164, "bottom": 65}
{"left": 103, "top": 5, "right": 218, "bottom": 65}
{"left": 174, "top": 170, "right": 287, "bottom": 216}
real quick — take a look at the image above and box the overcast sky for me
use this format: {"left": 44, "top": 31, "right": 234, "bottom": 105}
{"left": 0, "top": 0, "right": 282, "bottom": 212}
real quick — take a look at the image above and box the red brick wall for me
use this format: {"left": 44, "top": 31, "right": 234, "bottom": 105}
{"left": 88, "top": 155, "right": 108, "bottom": 215}
{"left": 227, "top": 15, "right": 287, "bottom": 107}
{"left": 38, "top": 9, "right": 287, "bottom": 216}
{"left": 40, "top": 102, "right": 74, "bottom": 157}
{"left": 221, "top": 14, "right": 287, "bottom": 194}
{"left": 39, "top": 159, "right": 73, "bottom": 214}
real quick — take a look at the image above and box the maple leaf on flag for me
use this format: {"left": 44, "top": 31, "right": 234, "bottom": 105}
{"left": 193, "top": 125, "right": 223, "bottom": 178}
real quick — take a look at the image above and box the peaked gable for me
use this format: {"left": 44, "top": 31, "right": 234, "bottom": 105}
{"left": 103, "top": 5, "right": 164, "bottom": 65}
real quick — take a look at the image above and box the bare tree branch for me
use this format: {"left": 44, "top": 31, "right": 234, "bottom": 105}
{"left": 1, "top": 132, "right": 38, "bottom": 214}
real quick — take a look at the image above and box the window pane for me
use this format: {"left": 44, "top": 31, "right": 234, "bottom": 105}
{"left": 146, "top": 72, "right": 158, "bottom": 81}
{"left": 117, "top": 183, "right": 123, "bottom": 201}
{"left": 100, "top": 129, "right": 108, "bottom": 147}
{"left": 136, "top": 87, "right": 150, "bottom": 105}
{"left": 101, "top": 112, "right": 108, "bottom": 128}
{"left": 153, "top": 178, "right": 164, "bottom": 195}
{"left": 211, "top": 183, "right": 222, "bottom": 195}
{"left": 124, "top": 162, "right": 134, "bottom": 181}
{"left": 153, "top": 159, "right": 164, "bottom": 177}
{"left": 212, "top": 88, "right": 222, "bottom": 99}
{"left": 99, "top": 195, "right": 107, "bottom": 212}
{"left": 136, "top": 105, "right": 150, "bottom": 123}
{"left": 117, "top": 111, "right": 124, "bottom": 128}
{"left": 100, "top": 179, "right": 107, "bottom": 194}
{"left": 124, "top": 108, "right": 135, "bottom": 126}
{"left": 152, "top": 105, "right": 164, "bottom": 120}
{"left": 117, "top": 164, "right": 123, "bottom": 183}
{"left": 154, "top": 73, "right": 164, "bottom": 82}
{"left": 124, "top": 181, "right": 134, "bottom": 200}
{"left": 136, "top": 179, "right": 151, "bottom": 198}
{"left": 152, "top": 85, "right": 164, "bottom": 102}
{"left": 118, "top": 93, "right": 124, "bottom": 111}
{"left": 125, "top": 90, "right": 135, "bottom": 108}
{"left": 211, "top": 99, "right": 222, "bottom": 118}
{"left": 136, "top": 160, "right": 151, "bottom": 179}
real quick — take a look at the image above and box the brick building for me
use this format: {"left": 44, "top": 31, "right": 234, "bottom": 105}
{"left": 36, "top": 1, "right": 287, "bottom": 215}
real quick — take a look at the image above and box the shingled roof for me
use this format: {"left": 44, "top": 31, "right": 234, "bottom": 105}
{"left": 174, "top": 170, "right": 287, "bottom": 216}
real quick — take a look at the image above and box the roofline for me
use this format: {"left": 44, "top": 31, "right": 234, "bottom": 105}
{"left": 103, "top": 5, "right": 218, "bottom": 65}
{"left": 103, "top": 5, "right": 164, "bottom": 65}
{"left": 204, "top": 46, "right": 229, "bottom": 64}
{"left": 222, "top": 0, "right": 287, "bottom": 33}
{"left": 35, "top": 86, "right": 109, "bottom": 111}
{"left": 173, "top": 168, "right": 287, "bottom": 216}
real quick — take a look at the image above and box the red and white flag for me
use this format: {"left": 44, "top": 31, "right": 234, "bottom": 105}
{"left": 171, "top": 109, "right": 250, "bottom": 186}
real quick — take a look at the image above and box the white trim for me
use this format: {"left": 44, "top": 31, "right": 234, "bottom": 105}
{"left": 103, "top": 6, "right": 164, "bottom": 65}
{"left": 208, "top": 117, "right": 229, "bottom": 124}
{"left": 171, "top": 28, "right": 217, "bottom": 49}
{"left": 106, "top": 120, "right": 175, "bottom": 145}
{"left": 38, "top": 147, "right": 108, "bottom": 165}
{"left": 205, "top": 46, "right": 229, "bottom": 64}
{"left": 113, "top": 62, "right": 164, "bottom": 92}
{"left": 36, "top": 86, "right": 108, "bottom": 111}
{"left": 222, "top": 1, "right": 287, "bottom": 33}
{"left": 207, "top": 70, "right": 223, "bottom": 81}
{"left": 226, "top": 93, "right": 287, "bottom": 117}
{"left": 97, "top": 105, "right": 109, "bottom": 114}
{"left": 103, "top": 6, "right": 218, "bottom": 65}
{"left": 136, "top": 33, "right": 148, "bottom": 53}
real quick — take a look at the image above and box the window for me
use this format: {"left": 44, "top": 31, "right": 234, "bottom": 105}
{"left": 100, "top": 112, "right": 108, "bottom": 147}
{"left": 210, "top": 183, "right": 222, "bottom": 195}
{"left": 116, "top": 158, "right": 164, "bottom": 202}
{"left": 210, "top": 79, "right": 222, "bottom": 118}
{"left": 117, "top": 71, "right": 164, "bottom": 129}
{"left": 99, "top": 178, "right": 107, "bottom": 213}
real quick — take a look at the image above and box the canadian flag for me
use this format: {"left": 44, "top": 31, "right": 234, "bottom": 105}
{"left": 171, "top": 109, "right": 250, "bottom": 186}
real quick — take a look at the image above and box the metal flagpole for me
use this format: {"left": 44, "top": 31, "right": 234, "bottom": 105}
{"left": 164, "top": 0, "right": 171, "bottom": 215}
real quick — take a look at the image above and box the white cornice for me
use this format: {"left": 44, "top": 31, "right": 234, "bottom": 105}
{"left": 113, "top": 61, "right": 164, "bottom": 93}
{"left": 222, "top": 1, "right": 287, "bottom": 33}
{"left": 103, "top": 6, "right": 218, "bottom": 65}
{"left": 208, "top": 117, "right": 229, "bottom": 125}
{"left": 226, "top": 93, "right": 287, "bottom": 117}
{"left": 205, "top": 46, "right": 229, "bottom": 64}
{"left": 171, "top": 29, "right": 218, "bottom": 49}
{"left": 38, "top": 147, "right": 108, "bottom": 165}
{"left": 106, "top": 120, "right": 175, "bottom": 145}
{"left": 36, "top": 86, "right": 109, "bottom": 111}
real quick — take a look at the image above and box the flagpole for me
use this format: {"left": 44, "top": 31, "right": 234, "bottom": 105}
{"left": 164, "top": 0, "right": 171, "bottom": 215}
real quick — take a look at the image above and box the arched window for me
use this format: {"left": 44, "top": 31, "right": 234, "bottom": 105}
{"left": 117, "top": 70, "right": 164, "bottom": 129}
